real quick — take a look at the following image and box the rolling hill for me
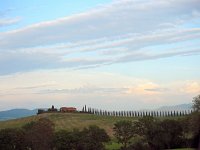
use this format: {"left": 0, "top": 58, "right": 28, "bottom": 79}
{"left": 0, "top": 112, "right": 137, "bottom": 136}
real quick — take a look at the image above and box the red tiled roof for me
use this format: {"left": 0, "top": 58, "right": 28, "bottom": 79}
{"left": 60, "top": 107, "right": 76, "bottom": 111}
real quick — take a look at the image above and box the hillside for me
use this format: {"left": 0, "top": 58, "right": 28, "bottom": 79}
{"left": 0, "top": 113, "right": 137, "bottom": 136}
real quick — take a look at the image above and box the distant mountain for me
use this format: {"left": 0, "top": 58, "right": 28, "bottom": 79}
{"left": 156, "top": 103, "right": 193, "bottom": 111}
{"left": 0, "top": 109, "right": 38, "bottom": 121}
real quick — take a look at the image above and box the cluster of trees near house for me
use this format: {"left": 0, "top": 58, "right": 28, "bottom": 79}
{"left": 37, "top": 105, "right": 77, "bottom": 114}
{"left": 0, "top": 94, "right": 199, "bottom": 150}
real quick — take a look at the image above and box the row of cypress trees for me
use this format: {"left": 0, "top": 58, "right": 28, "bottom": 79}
{"left": 82, "top": 105, "right": 193, "bottom": 117}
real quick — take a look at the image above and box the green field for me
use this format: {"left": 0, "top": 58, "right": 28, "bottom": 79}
{"left": 0, "top": 112, "right": 187, "bottom": 135}
{"left": 0, "top": 112, "right": 138, "bottom": 136}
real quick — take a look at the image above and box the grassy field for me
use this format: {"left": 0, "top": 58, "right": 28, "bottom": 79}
{"left": 166, "top": 148, "right": 195, "bottom": 150}
{"left": 0, "top": 112, "right": 187, "bottom": 135}
{"left": 0, "top": 112, "right": 139, "bottom": 136}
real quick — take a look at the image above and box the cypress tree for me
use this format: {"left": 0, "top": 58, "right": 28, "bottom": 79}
{"left": 82, "top": 106, "right": 84, "bottom": 112}
{"left": 170, "top": 111, "right": 173, "bottom": 117}
{"left": 100, "top": 110, "right": 102, "bottom": 115}
{"left": 156, "top": 111, "right": 159, "bottom": 117}
{"left": 182, "top": 110, "right": 185, "bottom": 116}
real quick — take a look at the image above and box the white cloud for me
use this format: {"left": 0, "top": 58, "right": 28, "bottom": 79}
{"left": 1, "top": 0, "right": 200, "bottom": 49}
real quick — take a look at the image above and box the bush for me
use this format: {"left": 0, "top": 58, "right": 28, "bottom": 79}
{"left": 54, "top": 125, "right": 110, "bottom": 150}
{"left": 23, "top": 118, "right": 55, "bottom": 150}
{"left": 54, "top": 129, "right": 82, "bottom": 150}
{"left": 0, "top": 128, "right": 25, "bottom": 150}
{"left": 113, "top": 120, "right": 135, "bottom": 149}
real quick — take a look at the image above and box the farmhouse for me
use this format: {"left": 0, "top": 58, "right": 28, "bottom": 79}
{"left": 60, "top": 107, "right": 77, "bottom": 112}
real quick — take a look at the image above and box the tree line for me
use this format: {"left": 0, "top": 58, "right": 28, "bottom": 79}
{"left": 83, "top": 106, "right": 193, "bottom": 117}
{"left": 113, "top": 114, "right": 200, "bottom": 150}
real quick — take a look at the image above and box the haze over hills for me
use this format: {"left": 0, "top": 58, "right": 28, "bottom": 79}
{"left": 156, "top": 103, "right": 192, "bottom": 111}
{"left": 0, "top": 109, "right": 38, "bottom": 121}
{"left": 0, "top": 103, "right": 193, "bottom": 121}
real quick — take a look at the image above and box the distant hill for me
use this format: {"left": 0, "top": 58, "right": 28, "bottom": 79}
{"left": 0, "top": 109, "right": 38, "bottom": 121}
{"left": 156, "top": 103, "right": 193, "bottom": 111}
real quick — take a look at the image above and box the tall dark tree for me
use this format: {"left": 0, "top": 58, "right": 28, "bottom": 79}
{"left": 137, "top": 116, "right": 164, "bottom": 150}
{"left": 113, "top": 120, "right": 134, "bottom": 149}
{"left": 193, "top": 94, "right": 200, "bottom": 112}
{"left": 160, "top": 119, "right": 183, "bottom": 149}
{"left": 81, "top": 125, "right": 110, "bottom": 150}
{"left": 189, "top": 112, "right": 200, "bottom": 149}
{"left": 23, "top": 118, "right": 55, "bottom": 150}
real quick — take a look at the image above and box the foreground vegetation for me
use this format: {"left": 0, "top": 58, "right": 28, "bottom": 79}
{"left": 0, "top": 113, "right": 199, "bottom": 150}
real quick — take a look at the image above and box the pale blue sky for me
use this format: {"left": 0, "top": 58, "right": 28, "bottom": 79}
{"left": 0, "top": 0, "right": 200, "bottom": 111}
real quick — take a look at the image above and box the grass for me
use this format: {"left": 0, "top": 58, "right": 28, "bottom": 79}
{"left": 105, "top": 141, "right": 122, "bottom": 150}
{"left": 0, "top": 112, "right": 187, "bottom": 136}
{"left": 0, "top": 112, "right": 138, "bottom": 136}
{"left": 166, "top": 148, "right": 195, "bottom": 150}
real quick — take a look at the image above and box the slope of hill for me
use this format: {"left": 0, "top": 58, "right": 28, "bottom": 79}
{"left": 0, "top": 109, "right": 38, "bottom": 121}
{"left": 0, "top": 113, "right": 137, "bottom": 136}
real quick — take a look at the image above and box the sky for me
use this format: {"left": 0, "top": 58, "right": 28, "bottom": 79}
{"left": 0, "top": 0, "right": 200, "bottom": 111}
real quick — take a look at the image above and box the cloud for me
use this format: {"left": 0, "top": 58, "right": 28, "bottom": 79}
{"left": 116, "top": 48, "right": 200, "bottom": 63}
{"left": 0, "top": 17, "right": 21, "bottom": 27}
{"left": 181, "top": 81, "right": 200, "bottom": 94}
{"left": 126, "top": 82, "right": 161, "bottom": 95}
{"left": 38, "top": 86, "right": 128, "bottom": 95}
{"left": 0, "top": 51, "right": 62, "bottom": 75}
{"left": 0, "top": 0, "right": 200, "bottom": 75}
{"left": 14, "top": 82, "right": 57, "bottom": 90}
{"left": 1, "top": 0, "right": 200, "bottom": 49}
{"left": 145, "top": 88, "right": 169, "bottom": 92}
